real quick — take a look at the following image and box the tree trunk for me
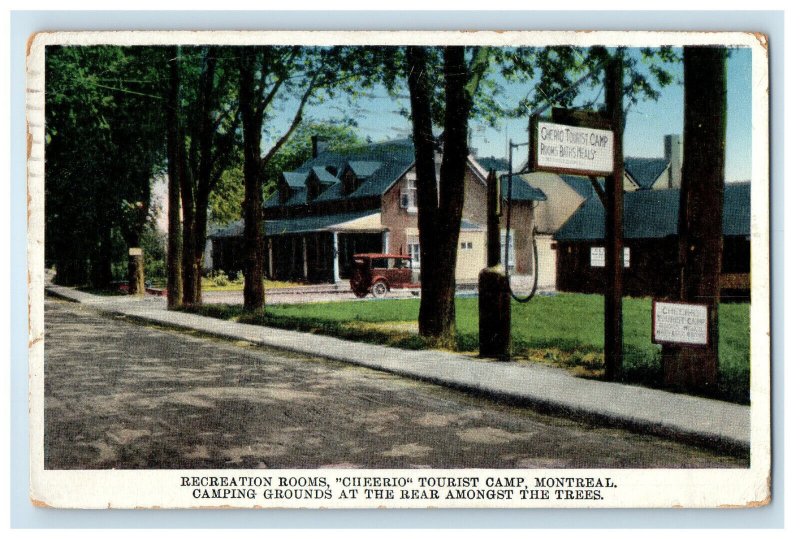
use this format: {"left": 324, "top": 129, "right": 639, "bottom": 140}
{"left": 407, "top": 46, "right": 471, "bottom": 347}
{"left": 186, "top": 49, "right": 218, "bottom": 306}
{"left": 127, "top": 246, "right": 146, "bottom": 295}
{"left": 663, "top": 46, "right": 727, "bottom": 391}
{"left": 90, "top": 221, "right": 113, "bottom": 289}
{"left": 166, "top": 45, "right": 184, "bottom": 309}
{"left": 180, "top": 162, "right": 198, "bottom": 305}
{"left": 55, "top": 256, "right": 88, "bottom": 286}
{"left": 239, "top": 47, "right": 265, "bottom": 311}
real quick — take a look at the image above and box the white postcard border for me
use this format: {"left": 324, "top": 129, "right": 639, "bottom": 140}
{"left": 26, "top": 29, "right": 771, "bottom": 510}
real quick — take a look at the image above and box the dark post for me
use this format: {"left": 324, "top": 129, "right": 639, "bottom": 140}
{"left": 663, "top": 47, "right": 727, "bottom": 390}
{"left": 487, "top": 170, "right": 501, "bottom": 268}
{"left": 479, "top": 170, "right": 511, "bottom": 360}
{"left": 604, "top": 52, "right": 625, "bottom": 381}
{"left": 128, "top": 248, "right": 145, "bottom": 296}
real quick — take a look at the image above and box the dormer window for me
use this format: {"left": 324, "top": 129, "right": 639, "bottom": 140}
{"left": 341, "top": 161, "right": 382, "bottom": 195}
{"left": 400, "top": 172, "right": 418, "bottom": 213}
{"left": 279, "top": 182, "right": 291, "bottom": 204}
{"left": 279, "top": 171, "right": 307, "bottom": 205}
{"left": 307, "top": 178, "right": 320, "bottom": 202}
{"left": 343, "top": 169, "right": 358, "bottom": 195}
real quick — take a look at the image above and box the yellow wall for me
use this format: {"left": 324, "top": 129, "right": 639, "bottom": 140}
{"left": 455, "top": 229, "right": 487, "bottom": 283}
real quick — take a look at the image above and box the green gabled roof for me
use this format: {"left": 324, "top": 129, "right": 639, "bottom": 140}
{"left": 460, "top": 219, "right": 483, "bottom": 230}
{"left": 561, "top": 175, "right": 601, "bottom": 200}
{"left": 285, "top": 187, "right": 308, "bottom": 206}
{"left": 282, "top": 171, "right": 308, "bottom": 189}
{"left": 262, "top": 186, "right": 308, "bottom": 209}
{"left": 501, "top": 175, "right": 547, "bottom": 202}
{"left": 209, "top": 219, "right": 244, "bottom": 239}
{"left": 554, "top": 183, "right": 751, "bottom": 241}
{"left": 265, "top": 139, "right": 417, "bottom": 208}
{"left": 263, "top": 192, "right": 280, "bottom": 208}
{"left": 624, "top": 157, "right": 669, "bottom": 189}
{"left": 722, "top": 182, "right": 751, "bottom": 236}
{"left": 314, "top": 182, "right": 347, "bottom": 203}
{"left": 346, "top": 160, "right": 383, "bottom": 178}
{"left": 476, "top": 156, "right": 510, "bottom": 172}
{"left": 310, "top": 166, "right": 339, "bottom": 185}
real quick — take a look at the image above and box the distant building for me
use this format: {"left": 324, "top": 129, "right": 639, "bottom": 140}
{"left": 518, "top": 133, "right": 731, "bottom": 294}
{"left": 553, "top": 182, "right": 751, "bottom": 300}
{"left": 623, "top": 133, "right": 683, "bottom": 190}
{"left": 210, "top": 137, "right": 545, "bottom": 284}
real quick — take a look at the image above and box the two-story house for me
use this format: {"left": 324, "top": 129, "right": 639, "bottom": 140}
{"left": 210, "top": 137, "right": 546, "bottom": 285}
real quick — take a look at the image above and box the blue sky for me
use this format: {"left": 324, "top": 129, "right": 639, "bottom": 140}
{"left": 272, "top": 47, "right": 752, "bottom": 182}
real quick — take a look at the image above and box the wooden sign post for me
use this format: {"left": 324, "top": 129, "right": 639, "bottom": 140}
{"left": 529, "top": 55, "right": 625, "bottom": 381}
{"left": 603, "top": 54, "right": 625, "bottom": 381}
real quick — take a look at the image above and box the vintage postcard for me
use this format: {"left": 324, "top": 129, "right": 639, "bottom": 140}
{"left": 27, "top": 30, "right": 770, "bottom": 509}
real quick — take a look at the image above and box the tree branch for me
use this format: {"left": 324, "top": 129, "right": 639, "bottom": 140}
{"left": 465, "top": 46, "right": 490, "bottom": 100}
{"left": 259, "top": 71, "right": 320, "bottom": 170}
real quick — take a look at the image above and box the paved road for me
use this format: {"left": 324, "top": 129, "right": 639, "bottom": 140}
{"left": 44, "top": 299, "right": 746, "bottom": 470}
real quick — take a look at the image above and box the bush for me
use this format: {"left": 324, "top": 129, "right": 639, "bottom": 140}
{"left": 210, "top": 270, "right": 230, "bottom": 287}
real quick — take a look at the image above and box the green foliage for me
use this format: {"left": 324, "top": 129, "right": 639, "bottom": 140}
{"left": 518, "top": 46, "right": 680, "bottom": 118}
{"left": 141, "top": 224, "right": 167, "bottom": 281}
{"left": 209, "top": 167, "right": 244, "bottom": 226}
{"left": 45, "top": 45, "right": 169, "bottom": 285}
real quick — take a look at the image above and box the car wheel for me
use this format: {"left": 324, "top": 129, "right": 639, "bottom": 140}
{"left": 371, "top": 280, "right": 388, "bottom": 298}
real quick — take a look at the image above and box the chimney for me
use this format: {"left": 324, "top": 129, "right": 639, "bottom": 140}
{"left": 311, "top": 135, "right": 319, "bottom": 158}
{"left": 664, "top": 134, "right": 683, "bottom": 188}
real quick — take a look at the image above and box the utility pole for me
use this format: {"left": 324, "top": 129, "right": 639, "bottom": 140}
{"left": 604, "top": 52, "right": 625, "bottom": 381}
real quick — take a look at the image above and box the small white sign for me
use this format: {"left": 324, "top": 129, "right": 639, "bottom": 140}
{"left": 590, "top": 246, "right": 630, "bottom": 268}
{"left": 653, "top": 301, "right": 709, "bottom": 346}
{"left": 128, "top": 247, "right": 143, "bottom": 256}
{"left": 535, "top": 121, "right": 614, "bottom": 175}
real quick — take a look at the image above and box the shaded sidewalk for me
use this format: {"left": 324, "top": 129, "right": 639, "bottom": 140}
{"left": 45, "top": 284, "right": 750, "bottom": 454}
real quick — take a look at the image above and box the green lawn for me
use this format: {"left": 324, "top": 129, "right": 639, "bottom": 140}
{"left": 200, "top": 278, "right": 298, "bottom": 292}
{"left": 186, "top": 293, "right": 750, "bottom": 403}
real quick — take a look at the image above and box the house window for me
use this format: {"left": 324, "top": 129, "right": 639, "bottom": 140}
{"left": 590, "top": 246, "right": 631, "bottom": 268}
{"left": 500, "top": 230, "right": 515, "bottom": 271}
{"left": 400, "top": 173, "right": 418, "bottom": 212}
{"left": 307, "top": 179, "right": 319, "bottom": 202}
{"left": 407, "top": 238, "right": 421, "bottom": 268}
{"left": 460, "top": 241, "right": 473, "bottom": 250}
{"left": 343, "top": 170, "right": 357, "bottom": 195}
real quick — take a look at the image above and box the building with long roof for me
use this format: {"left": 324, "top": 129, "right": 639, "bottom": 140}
{"left": 210, "top": 137, "right": 546, "bottom": 284}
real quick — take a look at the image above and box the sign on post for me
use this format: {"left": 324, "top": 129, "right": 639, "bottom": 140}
{"left": 652, "top": 301, "right": 710, "bottom": 347}
{"left": 533, "top": 120, "right": 615, "bottom": 176}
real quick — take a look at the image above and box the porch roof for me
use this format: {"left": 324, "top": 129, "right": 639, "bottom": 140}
{"left": 264, "top": 210, "right": 386, "bottom": 237}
